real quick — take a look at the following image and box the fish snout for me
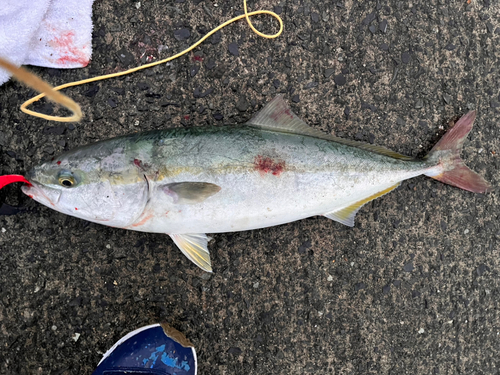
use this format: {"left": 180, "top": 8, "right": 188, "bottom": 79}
{"left": 22, "top": 169, "right": 38, "bottom": 198}
{"left": 21, "top": 183, "right": 34, "bottom": 198}
{"left": 26, "top": 168, "right": 35, "bottom": 181}
{"left": 21, "top": 185, "right": 31, "bottom": 195}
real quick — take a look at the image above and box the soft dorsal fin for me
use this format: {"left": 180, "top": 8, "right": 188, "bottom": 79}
{"left": 247, "top": 95, "right": 413, "bottom": 160}
{"left": 324, "top": 183, "right": 400, "bottom": 227}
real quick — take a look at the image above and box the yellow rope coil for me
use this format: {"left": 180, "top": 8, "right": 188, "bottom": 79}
{"left": 13, "top": 0, "right": 283, "bottom": 122}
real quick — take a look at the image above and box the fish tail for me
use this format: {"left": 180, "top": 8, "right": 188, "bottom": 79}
{"left": 424, "top": 111, "right": 491, "bottom": 193}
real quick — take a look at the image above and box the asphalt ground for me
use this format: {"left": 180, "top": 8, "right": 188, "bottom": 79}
{"left": 1, "top": 0, "right": 499, "bottom": 374}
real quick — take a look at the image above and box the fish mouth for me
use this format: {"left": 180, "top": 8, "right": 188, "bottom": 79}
{"left": 21, "top": 183, "right": 34, "bottom": 199}
{"left": 22, "top": 181, "right": 61, "bottom": 207}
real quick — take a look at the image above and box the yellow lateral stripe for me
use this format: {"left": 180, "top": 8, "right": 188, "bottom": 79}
{"left": 14, "top": 0, "right": 283, "bottom": 122}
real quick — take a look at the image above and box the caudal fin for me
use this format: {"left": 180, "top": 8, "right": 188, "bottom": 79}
{"left": 425, "top": 111, "right": 492, "bottom": 193}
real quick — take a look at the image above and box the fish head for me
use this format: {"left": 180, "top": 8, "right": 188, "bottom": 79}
{"left": 22, "top": 155, "right": 149, "bottom": 228}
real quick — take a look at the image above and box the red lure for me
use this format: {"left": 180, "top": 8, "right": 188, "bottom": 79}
{"left": 0, "top": 175, "right": 32, "bottom": 190}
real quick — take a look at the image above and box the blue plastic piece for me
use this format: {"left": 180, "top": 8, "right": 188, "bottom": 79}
{"left": 92, "top": 324, "right": 197, "bottom": 375}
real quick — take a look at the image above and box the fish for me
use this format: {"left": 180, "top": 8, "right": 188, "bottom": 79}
{"left": 22, "top": 96, "right": 491, "bottom": 272}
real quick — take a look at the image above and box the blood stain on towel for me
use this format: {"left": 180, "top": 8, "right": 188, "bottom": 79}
{"left": 49, "top": 31, "right": 89, "bottom": 67}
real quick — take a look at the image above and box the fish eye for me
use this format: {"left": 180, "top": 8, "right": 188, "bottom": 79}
{"left": 60, "top": 178, "right": 74, "bottom": 187}
{"left": 57, "top": 171, "right": 76, "bottom": 188}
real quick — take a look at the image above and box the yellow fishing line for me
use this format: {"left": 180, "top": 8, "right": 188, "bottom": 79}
{"left": 19, "top": 0, "right": 283, "bottom": 122}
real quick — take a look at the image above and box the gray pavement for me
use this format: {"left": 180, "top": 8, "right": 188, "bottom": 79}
{"left": 0, "top": 0, "right": 499, "bottom": 374}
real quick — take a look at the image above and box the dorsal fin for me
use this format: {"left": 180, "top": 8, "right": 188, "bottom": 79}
{"left": 246, "top": 95, "right": 323, "bottom": 137}
{"left": 247, "top": 95, "right": 413, "bottom": 160}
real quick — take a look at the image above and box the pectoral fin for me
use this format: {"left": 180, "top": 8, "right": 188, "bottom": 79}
{"left": 163, "top": 182, "right": 221, "bottom": 204}
{"left": 169, "top": 233, "right": 213, "bottom": 272}
{"left": 324, "top": 183, "right": 400, "bottom": 227}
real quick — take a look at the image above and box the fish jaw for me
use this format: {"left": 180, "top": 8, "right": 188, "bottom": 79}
{"left": 22, "top": 182, "right": 61, "bottom": 209}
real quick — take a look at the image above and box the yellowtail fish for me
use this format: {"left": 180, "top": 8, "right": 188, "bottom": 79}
{"left": 22, "top": 96, "right": 491, "bottom": 272}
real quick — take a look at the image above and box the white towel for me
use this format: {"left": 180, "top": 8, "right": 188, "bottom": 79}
{"left": 0, "top": 0, "right": 95, "bottom": 85}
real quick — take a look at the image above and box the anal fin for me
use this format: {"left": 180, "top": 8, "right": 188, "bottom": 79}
{"left": 169, "top": 233, "right": 213, "bottom": 272}
{"left": 324, "top": 183, "right": 400, "bottom": 227}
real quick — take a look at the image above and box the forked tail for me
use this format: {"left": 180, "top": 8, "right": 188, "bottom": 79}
{"left": 425, "top": 111, "right": 492, "bottom": 193}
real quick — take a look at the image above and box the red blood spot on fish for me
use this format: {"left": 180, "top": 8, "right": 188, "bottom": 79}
{"left": 133, "top": 159, "right": 150, "bottom": 171}
{"left": 254, "top": 155, "right": 285, "bottom": 176}
{"left": 165, "top": 211, "right": 169, "bottom": 216}
{"left": 75, "top": 207, "right": 78, "bottom": 210}
{"left": 28, "top": 194, "right": 34, "bottom": 199}
{"left": 57, "top": 161, "right": 61, "bottom": 165}
{"left": 192, "top": 55, "right": 203, "bottom": 62}
{"left": 184, "top": 115, "right": 190, "bottom": 120}
{"left": 50, "top": 31, "right": 89, "bottom": 66}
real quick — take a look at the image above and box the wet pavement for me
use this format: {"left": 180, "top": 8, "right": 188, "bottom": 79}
{"left": 1, "top": 1, "right": 499, "bottom": 374}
